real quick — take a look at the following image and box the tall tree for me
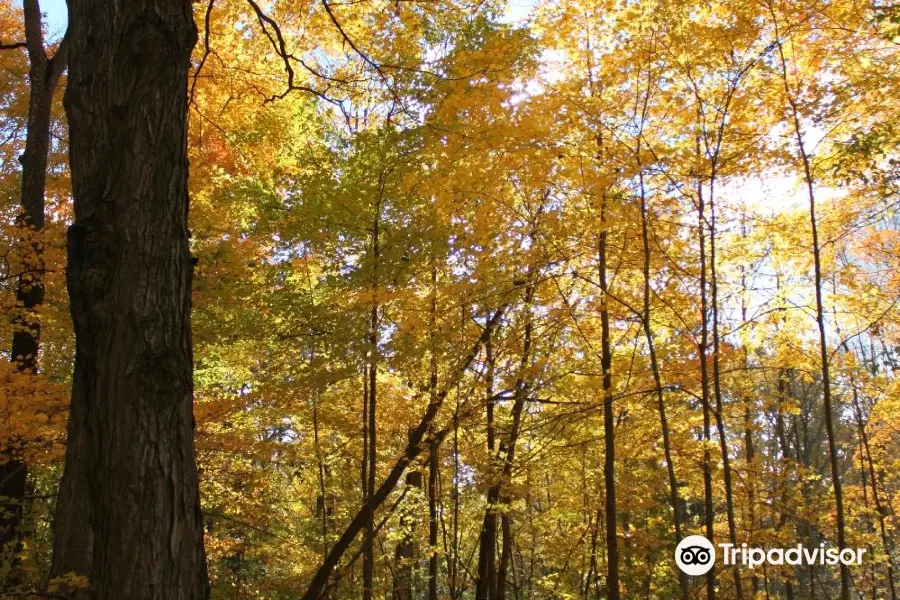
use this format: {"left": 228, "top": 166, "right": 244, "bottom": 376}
{"left": 696, "top": 146, "right": 717, "bottom": 600}
{"left": 596, "top": 142, "right": 619, "bottom": 600}
{"left": 49, "top": 1, "right": 208, "bottom": 598}
{"left": 363, "top": 181, "right": 382, "bottom": 600}
{"left": 768, "top": 4, "right": 851, "bottom": 598}
{"left": 632, "top": 50, "right": 689, "bottom": 599}
{"left": 0, "top": 0, "right": 66, "bottom": 586}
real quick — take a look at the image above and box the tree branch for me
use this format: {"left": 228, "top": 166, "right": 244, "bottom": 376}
{"left": 300, "top": 306, "right": 506, "bottom": 600}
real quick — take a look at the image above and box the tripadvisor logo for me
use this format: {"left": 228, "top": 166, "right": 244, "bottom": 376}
{"left": 676, "top": 535, "right": 716, "bottom": 576}
{"left": 675, "top": 535, "right": 867, "bottom": 576}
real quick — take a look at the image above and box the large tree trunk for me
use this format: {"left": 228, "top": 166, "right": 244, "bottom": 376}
{"left": 48, "top": 2, "right": 208, "bottom": 598}
{"left": 0, "top": 0, "right": 66, "bottom": 587}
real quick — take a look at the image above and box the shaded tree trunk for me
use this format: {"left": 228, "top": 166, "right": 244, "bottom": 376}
{"left": 854, "top": 389, "right": 897, "bottom": 600}
{"left": 48, "top": 2, "right": 208, "bottom": 598}
{"left": 839, "top": 333, "right": 897, "bottom": 600}
{"left": 450, "top": 398, "right": 461, "bottom": 600}
{"left": 312, "top": 387, "right": 330, "bottom": 563}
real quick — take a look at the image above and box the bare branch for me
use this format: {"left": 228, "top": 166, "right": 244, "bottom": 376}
{"left": 190, "top": 0, "right": 216, "bottom": 106}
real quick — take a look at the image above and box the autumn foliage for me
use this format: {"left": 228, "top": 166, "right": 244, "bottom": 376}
{"left": 0, "top": 0, "right": 898, "bottom": 598}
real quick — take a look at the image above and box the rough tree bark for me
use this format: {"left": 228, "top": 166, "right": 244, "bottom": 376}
{"left": 0, "top": 0, "right": 66, "bottom": 587}
{"left": 48, "top": 1, "right": 208, "bottom": 598}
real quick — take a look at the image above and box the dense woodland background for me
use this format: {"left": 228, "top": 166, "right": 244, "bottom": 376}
{"left": 0, "top": 0, "right": 898, "bottom": 598}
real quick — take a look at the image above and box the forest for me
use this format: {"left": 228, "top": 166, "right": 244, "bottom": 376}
{"left": 0, "top": 0, "right": 897, "bottom": 599}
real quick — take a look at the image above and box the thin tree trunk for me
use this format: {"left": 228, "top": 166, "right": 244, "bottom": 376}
{"left": 428, "top": 442, "right": 439, "bottom": 600}
{"left": 449, "top": 304, "right": 467, "bottom": 600}
{"left": 775, "top": 369, "right": 795, "bottom": 600}
{"left": 363, "top": 367, "right": 369, "bottom": 499}
{"left": 393, "top": 434, "right": 422, "bottom": 600}
{"left": 707, "top": 166, "right": 743, "bottom": 600}
{"left": 49, "top": 2, "right": 208, "bottom": 598}
{"left": 849, "top": 374, "right": 897, "bottom": 600}
{"left": 637, "top": 152, "right": 688, "bottom": 600}
{"left": 579, "top": 449, "right": 590, "bottom": 599}
{"left": 853, "top": 401, "right": 877, "bottom": 600}
{"left": 697, "top": 165, "right": 716, "bottom": 600}
{"left": 494, "top": 274, "right": 536, "bottom": 600}
{"left": 313, "top": 389, "right": 329, "bottom": 562}
{"left": 476, "top": 338, "right": 498, "bottom": 600}
{"left": 598, "top": 189, "right": 619, "bottom": 600}
{"left": 428, "top": 263, "right": 440, "bottom": 600}
{"left": 769, "top": 18, "right": 850, "bottom": 596}
{"left": 364, "top": 196, "right": 381, "bottom": 600}
{"left": 301, "top": 309, "right": 505, "bottom": 600}
{"left": 591, "top": 508, "right": 602, "bottom": 599}
{"left": 775, "top": 371, "right": 796, "bottom": 600}
{"left": 496, "top": 513, "right": 512, "bottom": 600}
{"left": 0, "top": 0, "right": 66, "bottom": 587}
{"left": 451, "top": 399, "right": 460, "bottom": 599}
{"left": 739, "top": 237, "right": 759, "bottom": 597}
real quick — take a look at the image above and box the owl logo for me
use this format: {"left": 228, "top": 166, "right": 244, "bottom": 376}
{"left": 675, "top": 535, "right": 716, "bottom": 576}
